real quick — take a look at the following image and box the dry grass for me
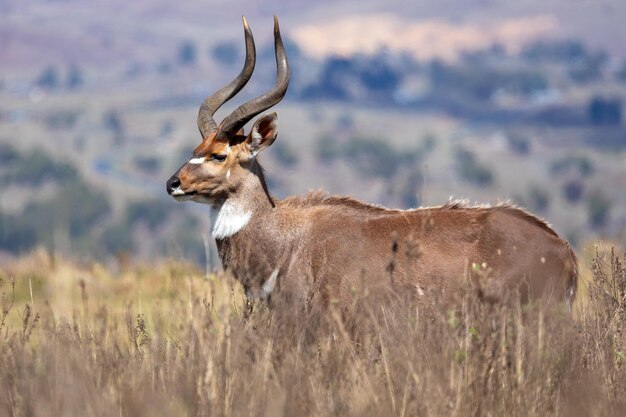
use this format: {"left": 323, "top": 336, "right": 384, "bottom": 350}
{"left": 0, "top": 248, "right": 625, "bottom": 417}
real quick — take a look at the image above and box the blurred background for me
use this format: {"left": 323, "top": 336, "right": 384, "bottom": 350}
{"left": 0, "top": 0, "right": 624, "bottom": 267}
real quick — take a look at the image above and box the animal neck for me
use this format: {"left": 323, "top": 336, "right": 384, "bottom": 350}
{"left": 211, "top": 163, "right": 290, "bottom": 295}
{"left": 210, "top": 159, "right": 274, "bottom": 240}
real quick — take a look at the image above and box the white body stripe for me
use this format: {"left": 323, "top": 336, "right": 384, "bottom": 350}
{"left": 245, "top": 269, "right": 279, "bottom": 300}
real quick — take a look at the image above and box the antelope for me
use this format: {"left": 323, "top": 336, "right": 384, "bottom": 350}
{"left": 166, "top": 17, "right": 578, "bottom": 309}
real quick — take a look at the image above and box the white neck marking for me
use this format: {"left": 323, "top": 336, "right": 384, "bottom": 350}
{"left": 211, "top": 200, "right": 252, "bottom": 239}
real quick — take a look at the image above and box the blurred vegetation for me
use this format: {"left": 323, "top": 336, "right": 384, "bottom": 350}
{"left": 0, "top": 146, "right": 77, "bottom": 186}
{"left": 430, "top": 60, "right": 547, "bottom": 102}
{"left": 211, "top": 40, "right": 240, "bottom": 66}
{"left": 316, "top": 134, "right": 432, "bottom": 180}
{"left": 302, "top": 54, "right": 402, "bottom": 101}
{"left": 527, "top": 185, "right": 550, "bottom": 214}
{"left": 134, "top": 155, "right": 162, "bottom": 174}
{"left": 588, "top": 97, "right": 622, "bottom": 126}
{"left": 0, "top": 179, "right": 110, "bottom": 253}
{"left": 34, "top": 64, "right": 85, "bottom": 91}
{"left": 271, "top": 141, "right": 299, "bottom": 167}
{"left": 587, "top": 189, "right": 612, "bottom": 230}
{"left": 165, "top": 216, "right": 207, "bottom": 265}
{"left": 103, "top": 109, "right": 124, "bottom": 135}
{"left": 66, "top": 64, "right": 84, "bottom": 90}
{"left": 562, "top": 179, "right": 585, "bottom": 204}
{"left": 454, "top": 147, "right": 494, "bottom": 187}
{"left": 35, "top": 65, "right": 61, "bottom": 90}
{"left": 44, "top": 110, "right": 80, "bottom": 130}
{"left": 177, "top": 40, "right": 197, "bottom": 66}
{"left": 521, "top": 39, "right": 588, "bottom": 64}
{"left": 506, "top": 133, "right": 531, "bottom": 156}
{"left": 550, "top": 154, "right": 595, "bottom": 178}
{"left": 0, "top": 248, "right": 624, "bottom": 416}
{"left": 0, "top": 145, "right": 201, "bottom": 261}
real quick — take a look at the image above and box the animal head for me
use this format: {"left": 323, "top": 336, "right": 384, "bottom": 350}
{"left": 166, "top": 16, "right": 289, "bottom": 205}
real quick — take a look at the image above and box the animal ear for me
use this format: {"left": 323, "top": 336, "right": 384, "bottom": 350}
{"left": 246, "top": 112, "right": 278, "bottom": 155}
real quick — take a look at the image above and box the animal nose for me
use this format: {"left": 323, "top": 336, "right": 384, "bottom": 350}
{"left": 166, "top": 176, "right": 181, "bottom": 193}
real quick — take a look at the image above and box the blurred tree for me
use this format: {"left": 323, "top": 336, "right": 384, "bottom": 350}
{"left": 160, "top": 120, "right": 174, "bottom": 137}
{"left": 395, "top": 168, "right": 423, "bottom": 208}
{"left": 178, "top": 40, "right": 197, "bottom": 66}
{"left": 550, "top": 155, "right": 594, "bottom": 178}
{"left": 588, "top": 97, "right": 622, "bottom": 126}
{"left": 0, "top": 210, "right": 37, "bottom": 253}
{"left": 507, "top": 133, "right": 531, "bottom": 156}
{"left": 302, "top": 57, "right": 353, "bottom": 100}
{"left": 315, "top": 135, "right": 339, "bottom": 163}
{"left": 272, "top": 141, "right": 298, "bottom": 167}
{"left": 562, "top": 179, "right": 584, "bottom": 203}
{"left": 165, "top": 216, "right": 206, "bottom": 265}
{"left": 211, "top": 41, "right": 239, "bottom": 66}
{"left": 44, "top": 110, "right": 80, "bottom": 129}
{"left": 342, "top": 137, "right": 399, "bottom": 178}
{"left": 568, "top": 52, "right": 608, "bottom": 84}
{"left": 36, "top": 66, "right": 60, "bottom": 90}
{"left": 0, "top": 150, "right": 77, "bottom": 186}
{"left": 156, "top": 60, "right": 172, "bottom": 74}
{"left": 100, "top": 222, "right": 134, "bottom": 254}
{"left": 454, "top": 147, "right": 494, "bottom": 187}
{"left": 335, "top": 113, "right": 354, "bottom": 131}
{"left": 103, "top": 110, "right": 125, "bottom": 144}
{"left": 66, "top": 64, "right": 84, "bottom": 90}
{"left": 0, "top": 143, "right": 18, "bottom": 164}
{"left": 429, "top": 61, "right": 547, "bottom": 102}
{"left": 1, "top": 178, "right": 111, "bottom": 254}
{"left": 522, "top": 40, "right": 586, "bottom": 64}
{"left": 134, "top": 156, "right": 161, "bottom": 175}
{"left": 125, "top": 199, "right": 173, "bottom": 231}
{"left": 358, "top": 58, "right": 400, "bottom": 93}
{"left": 587, "top": 190, "right": 612, "bottom": 229}
{"left": 617, "top": 61, "right": 626, "bottom": 82}
{"left": 527, "top": 186, "right": 550, "bottom": 213}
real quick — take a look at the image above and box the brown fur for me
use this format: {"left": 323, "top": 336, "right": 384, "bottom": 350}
{"left": 168, "top": 115, "right": 578, "bottom": 311}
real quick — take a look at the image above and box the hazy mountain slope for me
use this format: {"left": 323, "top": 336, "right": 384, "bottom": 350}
{"left": 1, "top": 0, "right": 625, "bottom": 73}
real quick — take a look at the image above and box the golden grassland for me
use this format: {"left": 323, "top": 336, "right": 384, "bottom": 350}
{"left": 0, "top": 247, "right": 624, "bottom": 417}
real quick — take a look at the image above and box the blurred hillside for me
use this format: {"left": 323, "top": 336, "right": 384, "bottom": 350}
{"left": 0, "top": 0, "right": 625, "bottom": 265}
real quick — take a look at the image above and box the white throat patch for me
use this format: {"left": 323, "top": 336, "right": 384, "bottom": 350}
{"left": 210, "top": 200, "right": 252, "bottom": 239}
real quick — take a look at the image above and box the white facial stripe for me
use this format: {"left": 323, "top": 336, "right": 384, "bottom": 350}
{"left": 211, "top": 200, "right": 252, "bottom": 239}
{"left": 188, "top": 157, "right": 206, "bottom": 164}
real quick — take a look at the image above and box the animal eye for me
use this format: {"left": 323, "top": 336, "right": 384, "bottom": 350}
{"left": 211, "top": 154, "right": 227, "bottom": 162}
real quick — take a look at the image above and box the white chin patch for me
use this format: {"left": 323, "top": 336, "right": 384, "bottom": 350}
{"left": 171, "top": 188, "right": 186, "bottom": 196}
{"left": 211, "top": 200, "right": 252, "bottom": 239}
